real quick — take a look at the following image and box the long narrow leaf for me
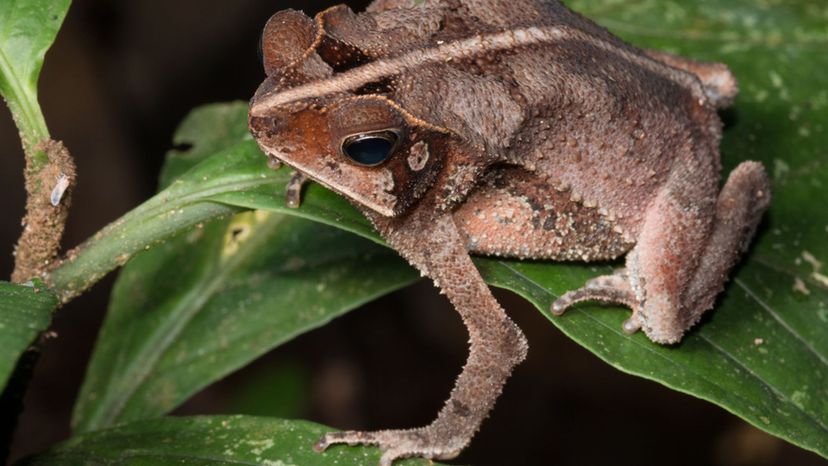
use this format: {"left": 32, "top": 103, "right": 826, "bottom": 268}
{"left": 22, "top": 416, "right": 438, "bottom": 466}
{"left": 0, "top": 281, "right": 57, "bottom": 391}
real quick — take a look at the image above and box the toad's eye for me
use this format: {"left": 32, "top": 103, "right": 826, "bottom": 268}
{"left": 341, "top": 130, "right": 400, "bottom": 166}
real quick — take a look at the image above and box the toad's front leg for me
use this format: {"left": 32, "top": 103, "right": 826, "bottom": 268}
{"left": 316, "top": 208, "right": 528, "bottom": 465}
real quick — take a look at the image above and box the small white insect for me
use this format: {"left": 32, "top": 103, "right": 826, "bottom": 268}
{"left": 50, "top": 173, "right": 70, "bottom": 206}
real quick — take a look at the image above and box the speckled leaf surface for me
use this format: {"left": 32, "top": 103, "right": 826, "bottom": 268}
{"left": 0, "top": 281, "right": 57, "bottom": 391}
{"left": 21, "top": 416, "right": 438, "bottom": 466}
{"left": 70, "top": 0, "right": 827, "bottom": 459}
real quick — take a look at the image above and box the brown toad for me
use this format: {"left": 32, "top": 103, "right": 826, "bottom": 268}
{"left": 248, "top": 0, "right": 771, "bottom": 463}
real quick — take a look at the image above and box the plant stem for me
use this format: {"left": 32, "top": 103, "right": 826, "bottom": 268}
{"left": 11, "top": 140, "right": 76, "bottom": 283}
{"left": 47, "top": 197, "right": 241, "bottom": 303}
{"left": 45, "top": 149, "right": 290, "bottom": 302}
{"left": 0, "top": 51, "right": 50, "bottom": 149}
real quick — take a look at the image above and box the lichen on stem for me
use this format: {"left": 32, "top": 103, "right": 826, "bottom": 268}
{"left": 11, "top": 139, "right": 76, "bottom": 283}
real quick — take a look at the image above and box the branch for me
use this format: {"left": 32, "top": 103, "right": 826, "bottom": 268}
{"left": 11, "top": 139, "right": 76, "bottom": 283}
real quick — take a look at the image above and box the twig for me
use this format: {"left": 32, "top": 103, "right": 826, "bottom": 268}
{"left": 11, "top": 140, "right": 76, "bottom": 283}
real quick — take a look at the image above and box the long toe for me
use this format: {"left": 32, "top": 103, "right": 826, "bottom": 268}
{"left": 316, "top": 430, "right": 380, "bottom": 451}
{"left": 316, "top": 427, "right": 465, "bottom": 466}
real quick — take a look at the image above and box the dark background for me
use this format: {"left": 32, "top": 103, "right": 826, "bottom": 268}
{"left": 1, "top": 1, "right": 825, "bottom": 465}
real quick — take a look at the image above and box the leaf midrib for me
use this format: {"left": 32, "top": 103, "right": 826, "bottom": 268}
{"left": 734, "top": 276, "right": 828, "bottom": 367}
{"left": 699, "top": 333, "right": 828, "bottom": 436}
{"left": 752, "top": 254, "right": 828, "bottom": 292}
{"left": 116, "top": 170, "right": 280, "bottom": 229}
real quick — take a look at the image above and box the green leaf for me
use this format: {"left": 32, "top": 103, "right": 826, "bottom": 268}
{"left": 21, "top": 416, "right": 438, "bottom": 466}
{"left": 158, "top": 101, "right": 254, "bottom": 189}
{"left": 69, "top": 102, "right": 405, "bottom": 431}
{"left": 0, "top": 0, "right": 71, "bottom": 148}
{"left": 0, "top": 281, "right": 57, "bottom": 391}
{"left": 48, "top": 134, "right": 376, "bottom": 302}
{"left": 226, "top": 362, "right": 311, "bottom": 419}
{"left": 64, "top": 0, "right": 827, "bottom": 459}
{"left": 73, "top": 211, "right": 415, "bottom": 432}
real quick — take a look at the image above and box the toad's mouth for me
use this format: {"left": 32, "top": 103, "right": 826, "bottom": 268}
{"left": 262, "top": 148, "right": 398, "bottom": 218}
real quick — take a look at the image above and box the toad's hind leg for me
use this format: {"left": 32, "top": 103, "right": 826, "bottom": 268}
{"left": 644, "top": 49, "right": 738, "bottom": 109}
{"left": 553, "top": 161, "right": 770, "bottom": 344}
{"left": 682, "top": 161, "right": 771, "bottom": 326}
{"left": 552, "top": 271, "right": 645, "bottom": 334}
{"left": 635, "top": 160, "right": 770, "bottom": 342}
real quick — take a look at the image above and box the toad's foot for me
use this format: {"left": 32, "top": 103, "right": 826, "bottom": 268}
{"left": 316, "top": 426, "right": 465, "bottom": 466}
{"left": 551, "top": 271, "right": 642, "bottom": 334}
{"left": 285, "top": 171, "right": 308, "bottom": 208}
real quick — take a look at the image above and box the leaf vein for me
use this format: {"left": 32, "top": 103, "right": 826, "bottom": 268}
{"left": 699, "top": 333, "right": 828, "bottom": 435}
{"left": 733, "top": 277, "right": 828, "bottom": 367}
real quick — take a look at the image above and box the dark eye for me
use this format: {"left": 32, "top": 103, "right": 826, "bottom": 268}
{"left": 341, "top": 131, "right": 399, "bottom": 166}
